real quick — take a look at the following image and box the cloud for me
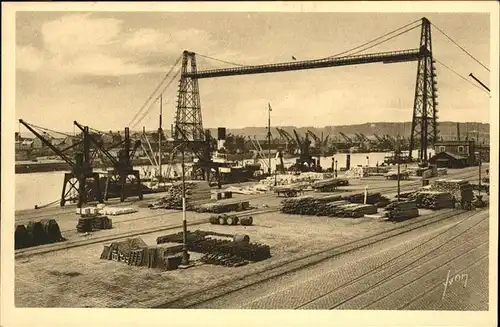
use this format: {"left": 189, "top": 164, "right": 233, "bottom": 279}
{"left": 41, "top": 13, "right": 122, "bottom": 59}
{"left": 16, "top": 45, "right": 44, "bottom": 71}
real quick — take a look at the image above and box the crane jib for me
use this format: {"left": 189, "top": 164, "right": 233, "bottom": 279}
{"left": 183, "top": 49, "right": 421, "bottom": 79}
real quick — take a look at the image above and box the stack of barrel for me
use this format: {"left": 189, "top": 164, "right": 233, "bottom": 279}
{"left": 209, "top": 214, "right": 253, "bottom": 226}
{"left": 385, "top": 201, "right": 419, "bottom": 221}
{"left": 15, "top": 219, "right": 65, "bottom": 250}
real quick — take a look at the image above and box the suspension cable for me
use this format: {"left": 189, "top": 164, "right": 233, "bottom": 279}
{"left": 326, "top": 19, "right": 422, "bottom": 59}
{"left": 431, "top": 22, "right": 490, "bottom": 72}
{"left": 131, "top": 69, "right": 181, "bottom": 129}
{"left": 195, "top": 52, "right": 246, "bottom": 67}
{"left": 434, "top": 58, "right": 490, "bottom": 95}
{"left": 128, "top": 54, "right": 183, "bottom": 127}
{"left": 346, "top": 24, "right": 422, "bottom": 57}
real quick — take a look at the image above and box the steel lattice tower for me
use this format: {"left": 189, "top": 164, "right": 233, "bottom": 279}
{"left": 174, "top": 50, "right": 205, "bottom": 142}
{"left": 409, "top": 18, "right": 439, "bottom": 161}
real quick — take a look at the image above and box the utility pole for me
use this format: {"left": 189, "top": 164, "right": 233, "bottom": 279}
{"left": 158, "top": 94, "right": 163, "bottom": 182}
{"left": 181, "top": 143, "right": 189, "bottom": 266}
{"left": 268, "top": 103, "right": 272, "bottom": 175}
{"left": 396, "top": 134, "right": 401, "bottom": 202}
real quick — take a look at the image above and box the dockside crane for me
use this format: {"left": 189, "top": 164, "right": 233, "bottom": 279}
{"left": 19, "top": 119, "right": 103, "bottom": 208}
{"left": 338, "top": 132, "right": 354, "bottom": 148}
{"left": 74, "top": 121, "right": 143, "bottom": 202}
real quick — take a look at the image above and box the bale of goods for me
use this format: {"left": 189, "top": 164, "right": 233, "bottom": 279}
{"left": 240, "top": 216, "right": 253, "bottom": 226}
{"left": 91, "top": 216, "right": 112, "bottom": 230}
{"left": 40, "top": 219, "right": 64, "bottom": 243}
{"left": 15, "top": 224, "right": 30, "bottom": 249}
{"left": 26, "top": 221, "right": 47, "bottom": 246}
{"left": 76, "top": 218, "right": 93, "bottom": 233}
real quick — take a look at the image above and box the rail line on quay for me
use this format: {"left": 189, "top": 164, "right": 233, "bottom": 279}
{"left": 15, "top": 164, "right": 483, "bottom": 223}
{"left": 15, "top": 168, "right": 484, "bottom": 259}
{"left": 147, "top": 208, "right": 486, "bottom": 308}
{"left": 291, "top": 210, "right": 487, "bottom": 309}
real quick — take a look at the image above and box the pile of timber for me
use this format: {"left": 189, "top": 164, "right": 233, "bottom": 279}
{"left": 76, "top": 215, "right": 112, "bottom": 233}
{"left": 281, "top": 195, "right": 377, "bottom": 218}
{"left": 407, "top": 191, "right": 455, "bottom": 210}
{"left": 341, "top": 192, "right": 391, "bottom": 208}
{"left": 431, "top": 179, "right": 474, "bottom": 202}
{"left": 100, "top": 237, "right": 186, "bottom": 270}
{"left": 311, "top": 178, "right": 349, "bottom": 192}
{"left": 200, "top": 253, "right": 248, "bottom": 267}
{"left": 209, "top": 214, "right": 253, "bottom": 226}
{"left": 15, "top": 219, "right": 65, "bottom": 250}
{"left": 149, "top": 181, "right": 211, "bottom": 210}
{"left": 194, "top": 200, "right": 251, "bottom": 213}
{"left": 385, "top": 201, "right": 419, "bottom": 221}
{"left": 156, "top": 230, "right": 271, "bottom": 265}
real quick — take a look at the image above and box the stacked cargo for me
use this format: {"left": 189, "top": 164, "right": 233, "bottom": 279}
{"left": 431, "top": 179, "right": 474, "bottom": 203}
{"left": 100, "top": 237, "right": 186, "bottom": 270}
{"left": 77, "top": 216, "right": 112, "bottom": 233}
{"left": 311, "top": 178, "right": 349, "bottom": 192}
{"left": 341, "top": 192, "right": 391, "bottom": 208}
{"left": 149, "top": 181, "right": 212, "bottom": 210}
{"left": 156, "top": 230, "right": 271, "bottom": 267}
{"left": 194, "top": 200, "right": 251, "bottom": 213}
{"left": 408, "top": 191, "right": 455, "bottom": 209}
{"left": 15, "top": 219, "right": 65, "bottom": 250}
{"left": 280, "top": 195, "right": 378, "bottom": 218}
{"left": 385, "top": 201, "right": 419, "bottom": 221}
{"left": 209, "top": 214, "right": 254, "bottom": 226}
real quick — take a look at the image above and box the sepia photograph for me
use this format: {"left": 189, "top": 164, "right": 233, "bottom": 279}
{"left": 1, "top": 1, "right": 498, "bottom": 327}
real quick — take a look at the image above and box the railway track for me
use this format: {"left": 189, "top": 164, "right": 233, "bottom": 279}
{"left": 145, "top": 208, "right": 485, "bottom": 308}
{"left": 292, "top": 210, "right": 487, "bottom": 309}
{"left": 14, "top": 206, "right": 279, "bottom": 259}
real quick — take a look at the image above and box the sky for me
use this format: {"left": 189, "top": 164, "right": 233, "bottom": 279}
{"left": 15, "top": 11, "right": 491, "bottom": 133}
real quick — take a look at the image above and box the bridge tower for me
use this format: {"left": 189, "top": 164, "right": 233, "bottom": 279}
{"left": 174, "top": 50, "right": 205, "bottom": 142}
{"left": 409, "top": 17, "right": 439, "bottom": 161}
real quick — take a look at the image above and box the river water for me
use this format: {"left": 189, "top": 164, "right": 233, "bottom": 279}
{"left": 15, "top": 151, "right": 432, "bottom": 211}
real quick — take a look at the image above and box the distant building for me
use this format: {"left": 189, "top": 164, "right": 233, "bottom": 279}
{"left": 430, "top": 140, "right": 479, "bottom": 168}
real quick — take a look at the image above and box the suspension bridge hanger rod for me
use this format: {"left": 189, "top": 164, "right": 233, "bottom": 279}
{"left": 183, "top": 48, "right": 422, "bottom": 79}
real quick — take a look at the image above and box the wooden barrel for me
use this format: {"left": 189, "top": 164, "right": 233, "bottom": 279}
{"left": 233, "top": 234, "right": 250, "bottom": 244}
{"left": 218, "top": 216, "right": 227, "bottom": 225}
{"left": 226, "top": 216, "right": 239, "bottom": 225}
{"left": 209, "top": 216, "right": 219, "bottom": 225}
{"left": 240, "top": 216, "right": 253, "bottom": 226}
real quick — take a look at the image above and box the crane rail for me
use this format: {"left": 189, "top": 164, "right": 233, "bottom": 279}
{"left": 184, "top": 49, "right": 421, "bottom": 79}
